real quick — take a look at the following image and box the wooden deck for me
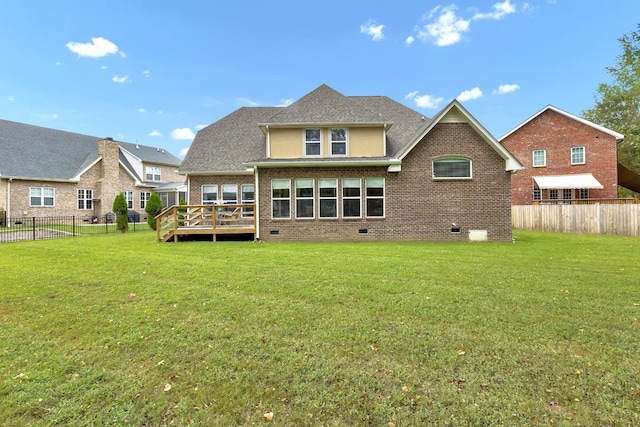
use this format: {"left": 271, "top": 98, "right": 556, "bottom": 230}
{"left": 156, "top": 204, "right": 256, "bottom": 242}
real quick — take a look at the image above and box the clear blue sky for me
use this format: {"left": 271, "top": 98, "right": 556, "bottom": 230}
{"left": 1, "top": 1, "right": 638, "bottom": 158}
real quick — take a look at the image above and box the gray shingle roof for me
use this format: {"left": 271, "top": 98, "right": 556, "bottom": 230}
{"left": 0, "top": 119, "right": 181, "bottom": 181}
{"left": 180, "top": 85, "right": 430, "bottom": 173}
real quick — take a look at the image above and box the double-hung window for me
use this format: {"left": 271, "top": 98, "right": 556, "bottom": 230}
{"left": 305, "top": 129, "right": 321, "bottom": 156}
{"left": 123, "top": 191, "right": 134, "bottom": 209}
{"left": 533, "top": 187, "right": 542, "bottom": 201}
{"left": 145, "top": 166, "right": 161, "bottom": 181}
{"left": 432, "top": 158, "right": 472, "bottom": 179}
{"left": 78, "top": 189, "right": 93, "bottom": 210}
{"left": 30, "top": 187, "right": 55, "bottom": 207}
{"left": 295, "top": 179, "right": 314, "bottom": 218}
{"left": 342, "top": 178, "right": 361, "bottom": 218}
{"left": 140, "top": 192, "right": 151, "bottom": 209}
{"left": 579, "top": 188, "right": 589, "bottom": 199}
{"left": 532, "top": 150, "right": 546, "bottom": 167}
{"left": 330, "top": 128, "right": 347, "bottom": 156}
{"left": 272, "top": 179, "right": 291, "bottom": 219}
{"left": 571, "top": 146, "right": 585, "bottom": 165}
{"left": 241, "top": 184, "right": 255, "bottom": 217}
{"left": 202, "top": 185, "right": 218, "bottom": 205}
{"left": 319, "top": 178, "right": 338, "bottom": 218}
{"left": 365, "top": 178, "right": 384, "bottom": 217}
{"left": 563, "top": 189, "right": 573, "bottom": 200}
{"left": 221, "top": 184, "right": 238, "bottom": 205}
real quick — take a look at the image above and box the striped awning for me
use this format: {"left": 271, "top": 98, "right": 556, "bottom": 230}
{"left": 533, "top": 173, "right": 603, "bottom": 189}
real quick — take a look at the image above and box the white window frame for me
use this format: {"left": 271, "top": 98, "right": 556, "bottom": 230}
{"left": 295, "top": 179, "right": 315, "bottom": 219}
{"left": 241, "top": 184, "right": 255, "bottom": 218}
{"left": 532, "top": 149, "right": 546, "bottom": 167}
{"left": 579, "top": 188, "right": 589, "bottom": 199}
{"left": 123, "top": 191, "right": 134, "bottom": 210}
{"left": 140, "top": 192, "right": 151, "bottom": 209}
{"left": 533, "top": 187, "right": 541, "bottom": 201}
{"left": 318, "top": 178, "right": 338, "bottom": 218}
{"left": 221, "top": 184, "right": 238, "bottom": 205}
{"left": 145, "top": 166, "right": 161, "bottom": 181}
{"left": 30, "top": 187, "right": 55, "bottom": 207}
{"left": 571, "top": 146, "right": 585, "bottom": 165}
{"left": 77, "top": 189, "right": 93, "bottom": 210}
{"left": 330, "top": 128, "right": 347, "bottom": 156}
{"left": 365, "top": 178, "right": 385, "bottom": 218}
{"left": 342, "top": 178, "right": 362, "bottom": 218}
{"left": 271, "top": 179, "right": 291, "bottom": 219}
{"left": 432, "top": 158, "right": 472, "bottom": 179}
{"left": 562, "top": 189, "right": 573, "bottom": 200}
{"left": 549, "top": 189, "right": 558, "bottom": 200}
{"left": 202, "top": 185, "right": 218, "bottom": 205}
{"left": 304, "top": 129, "right": 321, "bottom": 157}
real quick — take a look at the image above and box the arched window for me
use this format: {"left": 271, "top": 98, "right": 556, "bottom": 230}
{"left": 432, "top": 157, "right": 472, "bottom": 179}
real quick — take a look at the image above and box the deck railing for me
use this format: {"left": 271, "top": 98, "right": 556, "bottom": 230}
{"left": 156, "top": 204, "right": 256, "bottom": 242}
{"left": 532, "top": 198, "right": 640, "bottom": 205}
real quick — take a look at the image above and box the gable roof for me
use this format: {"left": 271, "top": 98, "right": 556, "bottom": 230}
{"left": 0, "top": 119, "right": 181, "bottom": 181}
{"left": 500, "top": 105, "right": 625, "bottom": 141}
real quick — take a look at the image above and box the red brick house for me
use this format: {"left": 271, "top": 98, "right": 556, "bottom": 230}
{"left": 178, "top": 85, "right": 522, "bottom": 242}
{"left": 500, "top": 106, "right": 624, "bottom": 205}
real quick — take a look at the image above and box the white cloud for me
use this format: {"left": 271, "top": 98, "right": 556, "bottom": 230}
{"left": 112, "top": 75, "right": 130, "bottom": 83}
{"left": 277, "top": 98, "right": 295, "bottom": 107}
{"left": 55, "top": 61, "right": 61, "bottom": 66}
{"left": 138, "top": 108, "right": 146, "bottom": 113}
{"left": 195, "top": 124, "right": 207, "bottom": 130}
{"left": 101, "top": 65, "right": 108, "bottom": 70}
{"left": 143, "top": 70, "right": 150, "bottom": 77}
{"left": 8, "top": 96, "right": 15, "bottom": 101}
{"left": 171, "top": 128, "right": 195, "bottom": 140}
{"left": 495, "top": 83, "right": 520, "bottom": 94}
{"left": 360, "top": 21, "right": 385, "bottom": 41}
{"left": 457, "top": 87, "right": 483, "bottom": 102}
{"left": 473, "top": 0, "right": 516, "bottom": 20}
{"left": 180, "top": 147, "right": 190, "bottom": 157}
{"left": 66, "top": 37, "right": 121, "bottom": 58}
{"left": 406, "top": 91, "right": 444, "bottom": 109}
{"left": 148, "top": 130, "right": 162, "bottom": 137}
{"left": 417, "top": 6, "right": 470, "bottom": 47}
{"left": 405, "top": 36, "right": 415, "bottom": 46}
{"left": 238, "top": 97, "right": 260, "bottom": 107}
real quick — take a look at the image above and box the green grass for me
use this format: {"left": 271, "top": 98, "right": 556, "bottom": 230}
{"left": 1, "top": 231, "right": 639, "bottom": 426}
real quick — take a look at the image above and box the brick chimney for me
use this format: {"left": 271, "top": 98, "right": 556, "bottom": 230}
{"left": 96, "top": 138, "right": 121, "bottom": 217}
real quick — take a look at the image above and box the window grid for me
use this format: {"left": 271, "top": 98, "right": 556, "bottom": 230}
{"left": 533, "top": 187, "right": 542, "bottom": 201}
{"left": 78, "top": 189, "right": 93, "bottom": 210}
{"left": 579, "top": 188, "right": 589, "bottom": 199}
{"left": 571, "top": 146, "right": 585, "bottom": 164}
{"left": 124, "top": 191, "right": 134, "bottom": 210}
{"left": 145, "top": 166, "right": 161, "bottom": 181}
{"left": 30, "top": 187, "right": 55, "bottom": 207}
{"left": 140, "top": 192, "right": 151, "bottom": 209}
{"left": 532, "top": 150, "right": 546, "bottom": 167}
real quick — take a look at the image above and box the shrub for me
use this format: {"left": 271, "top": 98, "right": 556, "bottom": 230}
{"left": 144, "top": 193, "right": 163, "bottom": 230}
{"left": 112, "top": 193, "right": 129, "bottom": 233}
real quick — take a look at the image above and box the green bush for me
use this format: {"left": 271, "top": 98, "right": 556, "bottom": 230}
{"left": 144, "top": 193, "right": 163, "bottom": 230}
{"left": 112, "top": 193, "right": 128, "bottom": 233}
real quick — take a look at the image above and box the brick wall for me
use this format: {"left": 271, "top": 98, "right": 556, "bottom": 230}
{"left": 187, "top": 175, "right": 255, "bottom": 204}
{"left": 501, "top": 109, "right": 619, "bottom": 205}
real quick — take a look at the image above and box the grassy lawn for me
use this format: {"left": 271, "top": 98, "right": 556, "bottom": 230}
{"left": 0, "top": 231, "right": 638, "bottom": 426}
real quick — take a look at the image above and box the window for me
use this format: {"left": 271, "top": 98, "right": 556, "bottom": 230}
{"left": 241, "top": 184, "right": 255, "bottom": 217}
{"left": 331, "top": 128, "right": 347, "bottom": 156}
{"left": 342, "top": 178, "right": 361, "bottom": 218}
{"left": 140, "top": 192, "right": 151, "bottom": 209}
{"left": 272, "top": 179, "right": 291, "bottom": 219}
{"left": 77, "top": 189, "right": 93, "bottom": 210}
{"left": 305, "top": 129, "right": 321, "bottom": 156}
{"left": 319, "top": 178, "right": 338, "bottom": 218}
{"left": 221, "top": 184, "right": 238, "bottom": 205}
{"left": 124, "top": 191, "right": 134, "bottom": 209}
{"left": 202, "top": 185, "right": 218, "bottom": 205}
{"left": 145, "top": 166, "right": 161, "bottom": 181}
{"left": 432, "top": 158, "right": 472, "bottom": 179}
{"left": 30, "top": 187, "right": 55, "bottom": 207}
{"left": 295, "top": 179, "right": 314, "bottom": 218}
{"left": 579, "top": 188, "right": 589, "bottom": 199}
{"left": 533, "top": 150, "right": 546, "bottom": 167}
{"left": 365, "top": 178, "right": 384, "bottom": 217}
{"left": 563, "top": 189, "right": 573, "bottom": 200}
{"left": 533, "top": 187, "right": 541, "bottom": 201}
{"left": 571, "top": 146, "right": 585, "bottom": 164}
{"left": 549, "top": 189, "right": 558, "bottom": 200}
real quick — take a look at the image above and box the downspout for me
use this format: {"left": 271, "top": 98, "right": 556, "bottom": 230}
{"left": 186, "top": 174, "right": 191, "bottom": 204}
{"left": 383, "top": 124, "right": 387, "bottom": 157}
{"left": 6, "top": 178, "right": 11, "bottom": 227}
{"left": 266, "top": 126, "right": 271, "bottom": 158}
{"left": 254, "top": 166, "right": 260, "bottom": 240}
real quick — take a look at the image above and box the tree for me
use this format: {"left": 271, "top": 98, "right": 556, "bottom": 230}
{"left": 583, "top": 25, "right": 640, "bottom": 179}
{"left": 145, "top": 193, "right": 163, "bottom": 230}
{"left": 112, "top": 193, "right": 129, "bottom": 233}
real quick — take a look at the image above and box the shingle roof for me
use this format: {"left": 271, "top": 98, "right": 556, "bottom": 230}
{"left": 0, "top": 119, "right": 181, "bottom": 181}
{"left": 180, "top": 85, "right": 430, "bottom": 173}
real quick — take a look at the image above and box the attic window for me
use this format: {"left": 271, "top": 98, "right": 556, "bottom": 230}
{"left": 145, "top": 166, "right": 161, "bottom": 181}
{"left": 330, "top": 128, "right": 347, "bottom": 156}
{"left": 305, "top": 129, "right": 321, "bottom": 156}
{"left": 432, "top": 158, "right": 472, "bottom": 179}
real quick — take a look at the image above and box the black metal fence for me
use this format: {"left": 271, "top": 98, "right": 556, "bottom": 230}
{"left": 0, "top": 214, "right": 149, "bottom": 243}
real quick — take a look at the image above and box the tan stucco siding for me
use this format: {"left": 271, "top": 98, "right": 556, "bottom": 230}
{"left": 268, "top": 128, "right": 303, "bottom": 158}
{"left": 349, "top": 127, "right": 385, "bottom": 157}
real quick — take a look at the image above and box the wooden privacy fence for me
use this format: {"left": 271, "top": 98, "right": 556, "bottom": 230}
{"left": 512, "top": 204, "right": 640, "bottom": 237}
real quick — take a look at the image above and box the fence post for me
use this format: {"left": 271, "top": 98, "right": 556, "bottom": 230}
{"left": 32, "top": 217, "right": 36, "bottom": 241}
{"left": 72, "top": 216, "right": 76, "bottom": 237}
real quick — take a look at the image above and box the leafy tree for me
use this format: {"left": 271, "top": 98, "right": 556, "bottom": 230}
{"left": 145, "top": 193, "right": 163, "bottom": 230}
{"left": 112, "top": 193, "right": 129, "bottom": 233}
{"left": 583, "top": 26, "right": 640, "bottom": 180}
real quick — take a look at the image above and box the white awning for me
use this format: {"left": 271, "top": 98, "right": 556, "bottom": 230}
{"left": 533, "top": 173, "right": 603, "bottom": 190}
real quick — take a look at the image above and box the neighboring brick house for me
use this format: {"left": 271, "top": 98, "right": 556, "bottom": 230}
{"left": 500, "top": 106, "right": 624, "bottom": 205}
{"left": 0, "top": 119, "right": 184, "bottom": 222}
{"left": 179, "top": 84, "right": 522, "bottom": 242}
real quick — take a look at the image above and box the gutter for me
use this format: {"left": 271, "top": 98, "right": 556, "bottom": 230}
{"left": 244, "top": 158, "right": 403, "bottom": 172}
